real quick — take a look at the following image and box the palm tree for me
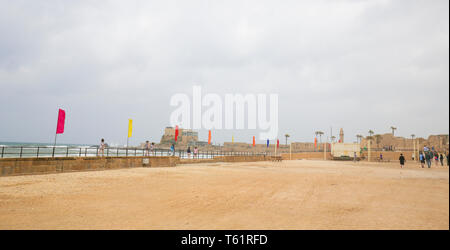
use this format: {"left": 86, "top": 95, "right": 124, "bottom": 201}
{"left": 331, "top": 136, "right": 336, "bottom": 143}
{"left": 411, "top": 134, "right": 415, "bottom": 140}
{"left": 368, "top": 130, "right": 374, "bottom": 137}
{"left": 356, "top": 134, "right": 363, "bottom": 144}
{"left": 390, "top": 126, "right": 397, "bottom": 136}
{"left": 285, "top": 134, "right": 290, "bottom": 145}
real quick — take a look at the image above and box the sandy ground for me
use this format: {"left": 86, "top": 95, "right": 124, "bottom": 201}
{"left": 0, "top": 160, "right": 448, "bottom": 230}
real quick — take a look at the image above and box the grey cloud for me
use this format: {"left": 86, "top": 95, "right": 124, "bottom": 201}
{"left": 0, "top": 0, "right": 448, "bottom": 145}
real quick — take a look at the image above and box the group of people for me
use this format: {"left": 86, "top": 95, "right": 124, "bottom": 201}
{"left": 159, "top": 143, "right": 201, "bottom": 158}
{"left": 170, "top": 144, "right": 200, "bottom": 158}
{"left": 144, "top": 141, "right": 156, "bottom": 156}
{"left": 418, "top": 146, "right": 449, "bottom": 169}
{"left": 98, "top": 139, "right": 202, "bottom": 158}
{"left": 399, "top": 150, "right": 448, "bottom": 169}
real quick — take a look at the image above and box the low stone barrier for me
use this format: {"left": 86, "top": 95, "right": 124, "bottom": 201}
{"left": 179, "top": 155, "right": 268, "bottom": 165}
{"left": 0, "top": 155, "right": 271, "bottom": 177}
{"left": 0, "top": 156, "right": 177, "bottom": 177}
{"left": 281, "top": 152, "right": 332, "bottom": 160}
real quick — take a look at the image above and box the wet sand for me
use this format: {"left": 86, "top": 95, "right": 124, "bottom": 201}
{"left": 0, "top": 160, "right": 448, "bottom": 229}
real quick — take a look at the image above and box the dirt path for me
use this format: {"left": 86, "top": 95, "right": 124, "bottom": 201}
{"left": 0, "top": 160, "right": 448, "bottom": 229}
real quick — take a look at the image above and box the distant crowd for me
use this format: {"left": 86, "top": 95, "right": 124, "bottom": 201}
{"left": 418, "top": 146, "right": 449, "bottom": 168}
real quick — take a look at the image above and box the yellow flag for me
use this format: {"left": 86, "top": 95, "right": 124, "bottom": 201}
{"left": 128, "top": 119, "right": 133, "bottom": 138}
{"left": 232, "top": 135, "right": 234, "bottom": 143}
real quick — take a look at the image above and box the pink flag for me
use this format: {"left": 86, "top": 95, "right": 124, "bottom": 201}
{"left": 56, "top": 109, "right": 65, "bottom": 134}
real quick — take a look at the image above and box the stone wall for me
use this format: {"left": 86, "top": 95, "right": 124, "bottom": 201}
{"left": 281, "top": 152, "right": 332, "bottom": 160}
{"left": 0, "top": 156, "right": 177, "bottom": 177}
{"left": 179, "top": 155, "right": 268, "bottom": 164}
{"left": 0, "top": 155, "right": 269, "bottom": 177}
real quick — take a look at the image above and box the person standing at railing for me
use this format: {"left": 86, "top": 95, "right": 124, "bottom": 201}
{"left": 144, "top": 141, "right": 150, "bottom": 156}
{"left": 187, "top": 146, "right": 191, "bottom": 159}
{"left": 194, "top": 147, "right": 198, "bottom": 159}
{"left": 170, "top": 144, "right": 175, "bottom": 156}
{"left": 99, "top": 139, "right": 106, "bottom": 157}
{"left": 151, "top": 142, "right": 155, "bottom": 156}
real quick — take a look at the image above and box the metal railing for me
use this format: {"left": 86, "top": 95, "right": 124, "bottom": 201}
{"left": 0, "top": 145, "right": 419, "bottom": 159}
{"left": 0, "top": 146, "right": 275, "bottom": 159}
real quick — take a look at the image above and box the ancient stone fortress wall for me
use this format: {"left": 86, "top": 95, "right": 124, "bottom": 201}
{"left": 361, "top": 134, "right": 449, "bottom": 151}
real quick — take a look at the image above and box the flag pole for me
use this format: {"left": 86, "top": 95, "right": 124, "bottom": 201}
{"left": 53, "top": 110, "right": 58, "bottom": 157}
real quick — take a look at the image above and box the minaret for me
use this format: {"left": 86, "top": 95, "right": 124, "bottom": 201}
{"left": 339, "top": 128, "right": 344, "bottom": 143}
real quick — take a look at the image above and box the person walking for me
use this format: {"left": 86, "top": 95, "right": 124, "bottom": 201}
{"left": 150, "top": 142, "right": 155, "bottom": 156}
{"left": 399, "top": 153, "right": 406, "bottom": 168}
{"left": 144, "top": 141, "right": 150, "bottom": 156}
{"left": 411, "top": 152, "right": 415, "bottom": 161}
{"left": 425, "top": 151, "right": 432, "bottom": 168}
{"left": 434, "top": 152, "right": 439, "bottom": 166}
{"left": 439, "top": 153, "right": 444, "bottom": 166}
{"left": 187, "top": 146, "right": 191, "bottom": 159}
{"left": 380, "top": 153, "right": 383, "bottom": 161}
{"left": 419, "top": 152, "right": 425, "bottom": 168}
{"left": 170, "top": 144, "right": 175, "bottom": 156}
{"left": 353, "top": 152, "right": 357, "bottom": 163}
{"left": 99, "top": 138, "right": 106, "bottom": 157}
{"left": 446, "top": 152, "right": 449, "bottom": 166}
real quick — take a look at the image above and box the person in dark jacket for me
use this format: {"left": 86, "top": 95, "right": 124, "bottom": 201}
{"left": 439, "top": 153, "right": 444, "bottom": 166}
{"left": 425, "top": 151, "right": 432, "bottom": 168}
{"left": 399, "top": 153, "right": 406, "bottom": 168}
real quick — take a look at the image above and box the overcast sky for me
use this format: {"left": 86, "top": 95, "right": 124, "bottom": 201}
{"left": 0, "top": 0, "right": 448, "bottom": 146}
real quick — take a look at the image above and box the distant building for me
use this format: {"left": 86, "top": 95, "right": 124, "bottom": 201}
{"left": 160, "top": 127, "right": 199, "bottom": 145}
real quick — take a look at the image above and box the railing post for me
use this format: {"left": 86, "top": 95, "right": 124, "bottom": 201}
{"left": 52, "top": 146, "right": 55, "bottom": 158}
{"left": 20, "top": 146, "right": 23, "bottom": 158}
{"left": 37, "top": 146, "right": 40, "bottom": 158}
{"left": 107, "top": 148, "right": 109, "bottom": 157}
{"left": 1, "top": 146, "right": 4, "bottom": 158}
{"left": 66, "top": 147, "right": 69, "bottom": 157}
{"left": 79, "top": 148, "right": 82, "bottom": 157}
{"left": 85, "top": 148, "right": 88, "bottom": 157}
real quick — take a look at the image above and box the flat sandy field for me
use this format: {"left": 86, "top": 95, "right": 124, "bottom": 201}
{"left": 0, "top": 160, "right": 448, "bottom": 229}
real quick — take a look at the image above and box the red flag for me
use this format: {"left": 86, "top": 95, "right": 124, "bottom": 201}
{"left": 277, "top": 139, "right": 279, "bottom": 148}
{"left": 314, "top": 137, "right": 317, "bottom": 148}
{"left": 253, "top": 136, "right": 255, "bottom": 147}
{"left": 175, "top": 125, "right": 179, "bottom": 141}
{"left": 208, "top": 130, "right": 211, "bottom": 144}
{"left": 56, "top": 109, "right": 65, "bottom": 134}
